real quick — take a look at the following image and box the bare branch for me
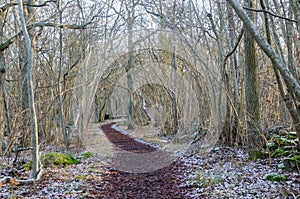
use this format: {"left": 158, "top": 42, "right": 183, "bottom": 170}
{"left": 28, "top": 22, "right": 88, "bottom": 29}
{"left": 25, "top": 0, "right": 57, "bottom": 8}
{"left": 243, "top": 6, "right": 298, "bottom": 23}
{"left": 227, "top": 0, "right": 300, "bottom": 99}
{"left": 0, "top": 19, "right": 94, "bottom": 51}
{"left": 1, "top": 1, "right": 56, "bottom": 13}
{"left": 0, "top": 32, "right": 22, "bottom": 51}
{"left": 13, "top": 147, "right": 33, "bottom": 164}
{"left": 223, "top": 28, "right": 244, "bottom": 66}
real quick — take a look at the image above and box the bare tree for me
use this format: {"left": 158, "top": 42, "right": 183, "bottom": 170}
{"left": 227, "top": 0, "right": 300, "bottom": 141}
{"left": 17, "top": 0, "right": 40, "bottom": 178}
{"left": 244, "top": 0, "right": 262, "bottom": 146}
{"left": 125, "top": 0, "right": 136, "bottom": 130}
{"left": 171, "top": 0, "right": 179, "bottom": 134}
{"left": 57, "top": 0, "right": 68, "bottom": 147}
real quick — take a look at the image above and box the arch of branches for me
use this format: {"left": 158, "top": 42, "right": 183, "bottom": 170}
{"left": 94, "top": 47, "right": 224, "bottom": 145}
{"left": 131, "top": 83, "right": 176, "bottom": 134}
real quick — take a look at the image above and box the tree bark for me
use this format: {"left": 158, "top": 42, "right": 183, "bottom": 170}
{"left": 171, "top": 0, "right": 178, "bottom": 134}
{"left": 227, "top": 0, "right": 300, "bottom": 143}
{"left": 57, "top": 0, "right": 68, "bottom": 148}
{"left": 225, "top": 2, "right": 243, "bottom": 145}
{"left": 125, "top": 1, "right": 135, "bottom": 130}
{"left": 243, "top": 0, "right": 262, "bottom": 146}
{"left": 262, "top": 0, "right": 300, "bottom": 136}
{"left": 17, "top": 0, "right": 39, "bottom": 178}
{"left": 227, "top": 0, "right": 300, "bottom": 101}
{"left": 172, "top": 45, "right": 179, "bottom": 134}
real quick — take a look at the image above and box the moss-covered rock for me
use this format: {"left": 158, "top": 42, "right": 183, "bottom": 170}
{"left": 23, "top": 152, "right": 80, "bottom": 170}
{"left": 42, "top": 152, "right": 80, "bottom": 167}
{"left": 265, "top": 174, "right": 287, "bottom": 182}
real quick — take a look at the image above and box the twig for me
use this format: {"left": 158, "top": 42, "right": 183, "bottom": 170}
{"left": 1, "top": 13, "right": 96, "bottom": 51}
{"left": 1, "top": 1, "right": 56, "bottom": 13}
{"left": 243, "top": 6, "right": 297, "bottom": 23}
{"left": 13, "top": 147, "right": 33, "bottom": 164}
{"left": 223, "top": 28, "right": 244, "bottom": 69}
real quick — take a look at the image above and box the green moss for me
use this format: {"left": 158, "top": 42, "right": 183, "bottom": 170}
{"left": 41, "top": 152, "right": 80, "bottom": 168}
{"left": 23, "top": 152, "right": 81, "bottom": 171}
{"left": 265, "top": 174, "right": 286, "bottom": 182}
{"left": 79, "top": 151, "right": 93, "bottom": 160}
{"left": 249, "top": 150, "right": 268, "bottom": 161}
{"left": 23, "top": 152, "right": 81, "bottom": 170}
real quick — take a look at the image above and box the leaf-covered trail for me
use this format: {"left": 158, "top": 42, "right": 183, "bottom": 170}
{"left": 1, "top": 122, "right": 299, "bottom": 198}
{"left": 96, "top": 122, "right": 189, "bottom": 198}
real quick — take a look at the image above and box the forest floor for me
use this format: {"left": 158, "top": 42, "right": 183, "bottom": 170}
{"left": 0, "top": 121, "right": 299, "bottom": 198}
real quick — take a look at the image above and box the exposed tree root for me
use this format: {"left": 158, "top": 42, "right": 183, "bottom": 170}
{"left": 0, "top": 159, "right": 43, "bottom": 187}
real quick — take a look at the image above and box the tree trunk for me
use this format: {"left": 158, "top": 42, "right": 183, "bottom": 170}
{"left": 227, "top": 0, "right": 300, "bottom": 101}
{"left": 244, "top": 0, "right": 262, "bottom": 146}
{"left": 262, "top": 0, "right": 300, "bottom": 136}
{"left": 125, "top": 3, "right": 135, "bottom": 130}
{"left": 227, "top": 0, "right": 300, "bottom": 143}
{"left": 226, "top": 2, "right": 242, "bottom": 145}
{"left": 172, "top": 45, "right": 179, "bottom": 134}
{"left": 17, "top": 0, "right": 39, "bottom": 178}
{"left": 171, "top": 0, "right": 178, "bottom": 134}
{"left": 57, "top": 0, "right": 68, "bottom": 147}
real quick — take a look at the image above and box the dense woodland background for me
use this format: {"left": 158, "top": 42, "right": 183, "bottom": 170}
{"left": 0, "top": 0, "right": 299, "bottom": 179}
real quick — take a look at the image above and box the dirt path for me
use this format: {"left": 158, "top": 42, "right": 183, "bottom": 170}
{"left": 96, "top": 122, "right": 189, "bottom": 198}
